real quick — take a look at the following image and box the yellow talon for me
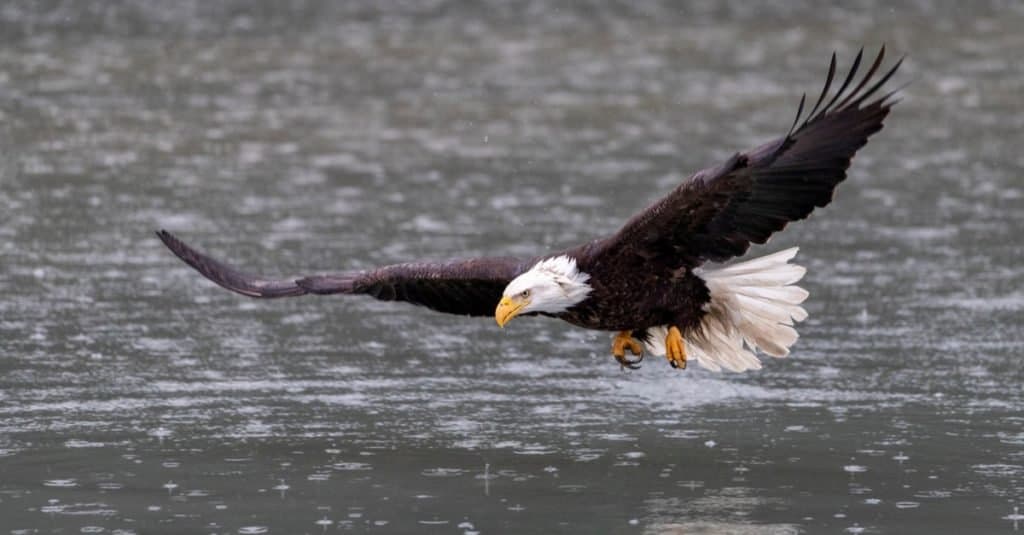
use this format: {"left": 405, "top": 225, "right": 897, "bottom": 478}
{"left": 612, "top": 330, "right": 644, "bottom": 369}
{"left": 666, "top": 326, "right": 687, "bottom": 369}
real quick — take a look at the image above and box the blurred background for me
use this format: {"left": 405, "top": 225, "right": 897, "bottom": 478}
{"left": 0, "top": 1, "right": 1021, "bottom": 533}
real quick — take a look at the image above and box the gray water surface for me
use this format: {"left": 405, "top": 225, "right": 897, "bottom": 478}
{"left": 1, "top": 2, "right": 1023, "bottom": 534}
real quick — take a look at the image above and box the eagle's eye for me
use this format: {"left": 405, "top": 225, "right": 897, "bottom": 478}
{"left": 519, "top": 289, "right": 531, "bottom": 299}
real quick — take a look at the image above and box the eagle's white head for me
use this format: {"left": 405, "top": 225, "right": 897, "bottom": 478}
{"left": 495, "top": 255, "right": 593, "bottom": 327}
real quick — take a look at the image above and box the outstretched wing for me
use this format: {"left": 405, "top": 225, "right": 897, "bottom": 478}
{"left": 157, "top": 230, "right": 528, "bottom": 317}
{"left": 608, "top": 47, "right": 903, "bottom": 270}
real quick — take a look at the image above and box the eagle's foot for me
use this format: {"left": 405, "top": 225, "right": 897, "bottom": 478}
{"left": 666, "top": 326, "right": 687, "bottom": 369}
{"left": 611, "top": 330, "right": 644, "bottom": 370}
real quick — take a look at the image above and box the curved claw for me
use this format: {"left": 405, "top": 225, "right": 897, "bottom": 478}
{"left": 616, "top": 352, "right": 644, "bottom": 370}
{"left": 665, "top": 326, "right": 687, "bottom": 370}
{"left": 612, "top": 331, "right": 645, "bottom": 370}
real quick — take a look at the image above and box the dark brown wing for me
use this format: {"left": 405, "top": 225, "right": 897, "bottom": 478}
{"left": 606, "top": 47, "right": 902, "bottom": 269}
{"left": 157, "top": 230, "right": 528, "bottom": 317}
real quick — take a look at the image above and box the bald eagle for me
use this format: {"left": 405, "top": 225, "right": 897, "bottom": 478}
{"left": 159, "top": 48, "right": 901, "bottom": 373}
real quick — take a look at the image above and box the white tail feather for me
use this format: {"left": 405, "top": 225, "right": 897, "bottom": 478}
{"left": 641, "top": 247, "right": 809, "bottom": 372}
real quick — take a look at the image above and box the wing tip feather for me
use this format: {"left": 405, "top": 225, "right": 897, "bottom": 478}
{"left": 156, "top": 229, "right": 306, "bottom": 298}
{"left": 797, "top": 46, "right": 904, "bottom": 132}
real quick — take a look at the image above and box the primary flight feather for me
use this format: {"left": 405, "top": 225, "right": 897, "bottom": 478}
{"left": 159, "top": 47, "right": 902, "bottom": 373}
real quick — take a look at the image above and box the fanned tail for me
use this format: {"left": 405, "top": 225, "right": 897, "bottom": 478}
{"left": 643, "top": 247, "right": 809, "bottom": 373}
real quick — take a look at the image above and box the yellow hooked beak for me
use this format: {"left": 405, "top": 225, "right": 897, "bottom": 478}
{"left": 495, "top": 295, "right": 528, "bottom": 328}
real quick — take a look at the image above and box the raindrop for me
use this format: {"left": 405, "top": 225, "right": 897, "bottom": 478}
{"left": 679, "top": 480, "right": 704, "bottom": 491}
{"left": 273, "top": 479, "right": 290, "bottom": 498}
{"left": 43, "top": 479, "right": 78, "bottom": 488}
{"left": 150, "top": 427, "right": 172, "bottom": 444}
{"left": 332, "top": 462, "right": 372, "bottom": 471}
{"left": 1004, "top": 506, "right": 1024, "bottom": 530}
{"left": 483, "top": 462, "right": 491, "bottom": 496}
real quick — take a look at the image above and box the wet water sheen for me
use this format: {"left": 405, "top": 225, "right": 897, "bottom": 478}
{"left": 1, "top": 1, "right": 1022, "bottom": 533}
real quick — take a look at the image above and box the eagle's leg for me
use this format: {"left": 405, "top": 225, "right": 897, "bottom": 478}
{"left": 611, "top": 330, "right": 644, "bottom": 370}
{"left": 665, "top": 326, "right": 687, "bottom": 369}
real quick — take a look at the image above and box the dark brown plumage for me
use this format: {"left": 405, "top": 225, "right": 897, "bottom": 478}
{"left": 157, "top": 230, "right": 530, "bottom": 316}
{"left": 159, "top": 48, "right": 901, "bottom": 351}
